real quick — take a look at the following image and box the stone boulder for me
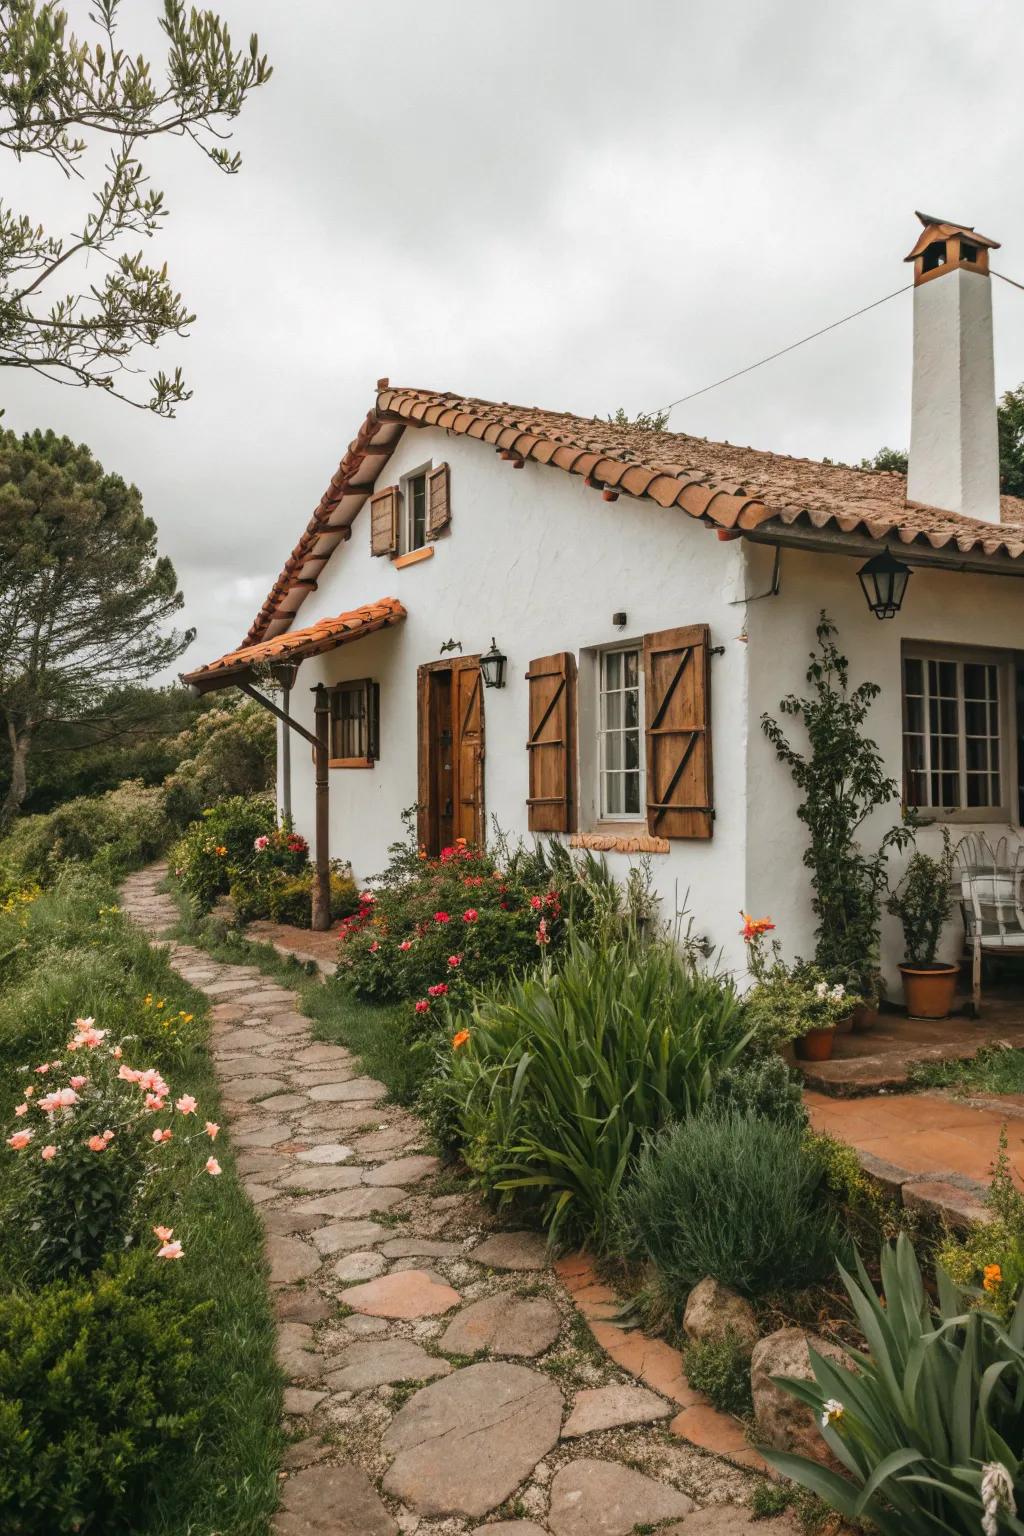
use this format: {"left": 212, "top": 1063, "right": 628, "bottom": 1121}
{"left": 683, "top": 1277, "right": 759, "bottom": 1351}
{"left": 750, "top": 1326, "right": 852, "bottom": 1468}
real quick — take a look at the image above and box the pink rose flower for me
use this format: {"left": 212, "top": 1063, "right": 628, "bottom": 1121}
{"left": 399, "top": 940, "right": 412, "bottom": 951}
{"left": 69, "top": 1076, "right": 87, "bottom": 1090}
{"left": 87, "top": 1135, "right": 107, "bottom": 1152}
{"left": 152, "top": 1128, "right": 173, "bottom": 1143}
{"left": 7, "top": 1130, "right": 32, "bottom": 1150}
{"left": 205, "top": 1121, "right": 219, "bottom": 1140}
{"left": 153, "top": 1225, "right": 174, "bottom": 1242}
{"left": 157, "top": 1239, "right": 184, "bottom": 1260}
{"left": 144, "top": 1094, "right": 166, "bottom": 1112}
{"left": 40, "top": 1145, "right": 57, "bottom": 1161}
{"left": 176, "top": 1094, "right": 198, "bottom": 1115}
{"left": 13, "top": 1103, "right": 27, "bottom": 1117}
{"left": 205, "top": 1157, "right": 222, "bottom": 1176}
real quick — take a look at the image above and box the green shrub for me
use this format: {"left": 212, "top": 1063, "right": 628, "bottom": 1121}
{"left": 625, "top": 1110, "right": 846, "bottom": 1297}
{"left": 338, "top": 815, "right": 657, "bottom": 1007}
{"left": 0, "top": 781, "right": 168, "bottom": 890}
{"left": 764, "top": 1235, "right": 1024, "bottom": 1536}
{"left": 682, "top": 1330, "right": 754, "bottom": 1418}
{"left": 161, "top": 697, "right": 274, "bottom": 828}
{"left": 711, "top": 1054, "right": 808, "bottom": 1129}
{"left": 230, "top": 863, "right": 359, "bottom": 928}
{"left": 438, "top": 934, "right": 747, "bottom": 1246}
{"left": 169, "top": 794, "right": 275, "bottom": 912}
{"left": 0, "top": 1254, "right": 206, "bottom": 1534}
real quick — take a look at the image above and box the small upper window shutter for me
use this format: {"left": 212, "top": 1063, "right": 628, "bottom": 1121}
{"left": 643, "top": 625, "right": 713, "bottom": 839}
{"left": 526, "top": 651, "right": 577, "bottom": 833}
{"left": 426, "top": 462, "right": 451, "bottom": 538}
{"left": 370, "top": 486, "right": 399, "bottom": 557}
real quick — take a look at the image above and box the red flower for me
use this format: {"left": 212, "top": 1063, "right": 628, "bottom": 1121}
{"left": 369, "top": 941, "right": 379, "bottom": 953}
{"left": 428, "top": 982, "right": 449, "bottom": 997}
{"left": 463, "top": 909, "right": 478, "bottom": 923}
{"left": 536, "top": 917, "right": 551, "bottom": 946}
{"left": 530, "top": 895, "right": 543, "bottom": 911}
{"left": 447, "top": 954, "right": 462, "bottom": 968}
{"left": 740, "top": 912, "right": 776, "bottom": 942}
{"left": 433, "top": 911, "right": 451, "bottom": 924}
{"left": 414, "top": 1000, "right": 430, "bottom": 1014}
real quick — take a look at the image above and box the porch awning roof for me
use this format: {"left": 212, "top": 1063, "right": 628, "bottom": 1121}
{"left": 181, "top": 598, "right": 406, "bottom": 693}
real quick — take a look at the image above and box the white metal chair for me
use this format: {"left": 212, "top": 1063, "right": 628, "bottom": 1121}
{"left": 956, "top": 834, "right": 1024, "bottom": 1015}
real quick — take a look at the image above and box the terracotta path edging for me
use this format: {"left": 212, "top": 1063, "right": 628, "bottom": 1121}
{"left": 555, "top": 1254, "right": 768, "bottom": 1475}
{"left": 119, "top": 863, "right": 784, "bottom": 1535}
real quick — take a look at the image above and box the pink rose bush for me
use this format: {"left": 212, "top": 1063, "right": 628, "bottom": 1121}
{"left": 4, "top": 1015, "right": 222, "bottom": 1280}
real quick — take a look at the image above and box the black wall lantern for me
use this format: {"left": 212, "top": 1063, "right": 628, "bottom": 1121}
{"left": 857, "top": 550, "right": 911, "bottom": 620}
{"left": 480, "top": 638, "right": 507, "bottom": 689}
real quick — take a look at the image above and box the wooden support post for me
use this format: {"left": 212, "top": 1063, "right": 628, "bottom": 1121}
{"left": 280, "top": 683, "right": 293, "bottom": 825}
{"left": 312, "top": 684, "right": 331, "bottom": 931}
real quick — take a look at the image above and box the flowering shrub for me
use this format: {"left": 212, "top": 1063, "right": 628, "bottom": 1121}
{"left": 169, "top": 794, "right": 275, "bottom": 911}
{"left": 939, "top": 1130, "right": 1024, "bottom": 1319}
{"left": 741, "top": 916, "right": 859, "bottom": 1049}
{"left": 0, "top": 1253, "right": 207, "bottom": 1534}
{"left": 3, "top": 1015, "right": 220, "bottom": 1282}
{"left": 337, "top": 832, "right": 576, "bottom": 1008}
{"left": 229, "top": 861, "right": 358, "bottom": 928}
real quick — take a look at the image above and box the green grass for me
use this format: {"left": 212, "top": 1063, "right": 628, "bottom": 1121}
{"left": 0, "top": 871, "right": 284, "bottom": 1535}
{"left": 909, "top": 1044, "right": 1024, "bottom": 1096}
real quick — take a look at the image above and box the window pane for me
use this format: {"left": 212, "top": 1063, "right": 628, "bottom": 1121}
{"left": 903, "top": 657, "right": 923, "bottom": 695}
{"left": 625, "top": 730, "right": 640, "bottom": 770}
{"left": 605, "top": 774, "right": 622, "bottom": 815}
{"left": 599, "top": 648, "right": 644, "bottom": 819}
{"left": 624, "top": 772, "right": 640, "bottom": 815}
{"left": 605, "top": 732, "right": 622, "bottom": 771}
{"left": 623, "top": 650, "right": 638, "bottom": 689}
{"left": 604, "top": 690, "right": 622, "bottom": 731}
{"left": 410, "top": 476, "right": 427, "bottom": 549}
{"left": 604, "top": 651, "right": 621, "bottom": 689}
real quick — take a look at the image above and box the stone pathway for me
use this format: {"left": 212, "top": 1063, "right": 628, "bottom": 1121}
{"left": 120, "top": 863, "right": 789, "bottom": 1536}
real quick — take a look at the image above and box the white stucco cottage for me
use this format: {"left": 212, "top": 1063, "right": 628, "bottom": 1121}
{"left": 185, "top": 213, "right": 1024, "bottom": 988}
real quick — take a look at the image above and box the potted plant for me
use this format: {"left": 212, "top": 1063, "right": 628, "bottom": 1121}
{"left": 741, "top": 916, "right": 858, "bottom": 1062}
{"left": 886, "top": 829, "right": 959, "bottom": 1020}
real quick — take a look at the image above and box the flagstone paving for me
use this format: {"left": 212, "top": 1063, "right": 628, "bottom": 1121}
{"left": 119, "top": 862, "right": 783, "bottom": 1534}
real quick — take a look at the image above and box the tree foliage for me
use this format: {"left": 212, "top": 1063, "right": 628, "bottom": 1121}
{"left": 0, "top": 0, "right": 270, "bottom": 413}
{"left": 607, "top": 405, "right": 670, "bottom": 432}
{"left": 863, "top": 381, "right": 1024, "bottom": 496}
{"left": 0, "top": 426, "right": 192, "bottom": 825}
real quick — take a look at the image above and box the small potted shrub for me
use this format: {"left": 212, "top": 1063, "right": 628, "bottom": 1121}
{"left": 742, "top": 916, "right": 857, "bottom": 1062}
{"left": 886, "top": 829, "right": 959, "bottom": 1020}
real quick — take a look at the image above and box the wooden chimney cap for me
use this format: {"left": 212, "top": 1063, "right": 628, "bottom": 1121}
{"left": 904, "top": 211, "right": 1000, "bottom": 263}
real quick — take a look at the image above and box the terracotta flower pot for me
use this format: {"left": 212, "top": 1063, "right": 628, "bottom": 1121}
{"left": 851, "top": 1002, "right": 880, "bottom": 1033}
{"left": 898, "top": 962, "right": 959, "bottom": 1021}
{"left": 795, "top": 1027, "right": 835, "bottom": 1061}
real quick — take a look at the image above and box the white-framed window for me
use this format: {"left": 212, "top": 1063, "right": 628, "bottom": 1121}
{"left": 597, "top": 645, "right": 645, "bottom": 819}
{"left": 902, "top": 645, "right": 1012, "bottom": 820}
{"left": 399, "top": 466, "right": 429, "bottom": 555}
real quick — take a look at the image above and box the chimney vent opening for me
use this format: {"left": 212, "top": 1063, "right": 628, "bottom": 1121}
{"left": 960, "top": 240, "right": 980, "bottom": 265}
{"left": 921, "top": 239, "right": 947, "bottom": 273}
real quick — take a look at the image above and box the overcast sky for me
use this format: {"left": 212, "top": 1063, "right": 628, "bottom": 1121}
{"left": 6, "top": 0, "right": 1024, "bottom": 679}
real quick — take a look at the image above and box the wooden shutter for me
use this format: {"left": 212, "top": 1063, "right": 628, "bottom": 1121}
{"left": 370, "top": 486, "right": 399, "bottom": 557}
{"left": 426, "top": 462, "right": 451, "bottom": 537}
{"left": 643, "top": 625, "right": 713, "bottom": 839}
{"left": 453, "top": 660, "right": 485, "bottom": 847}
{"left": 526, "top": 652, "right": 577, "bottom": 833}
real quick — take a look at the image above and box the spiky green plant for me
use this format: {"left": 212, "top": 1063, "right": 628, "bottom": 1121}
{"left": 763, "top": 1233, "right": 1024, "bottom": 1536}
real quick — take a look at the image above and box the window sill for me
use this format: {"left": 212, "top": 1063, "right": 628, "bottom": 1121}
{"left": 329, "top": 757, "right": 375, "bottom": 769}
{"left": 394, "top": 545, "right": 434, "bottom": 570}
{"left": 571, "top": 830, "right": 670, "bottom": 854}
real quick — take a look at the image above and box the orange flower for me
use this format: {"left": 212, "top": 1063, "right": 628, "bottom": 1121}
{"left": 983, "top": 1263, "right": 1003, "bottom": 1292}
{"left": 740, "top": 912, "right": 776, "bottom": 942}
{"left": 451, "top": 1029, "right": 470, "bottom": 1050}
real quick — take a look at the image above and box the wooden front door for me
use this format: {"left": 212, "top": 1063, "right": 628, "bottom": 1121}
{"left": 417, "top": 657, "right": 485, "bottom": 854}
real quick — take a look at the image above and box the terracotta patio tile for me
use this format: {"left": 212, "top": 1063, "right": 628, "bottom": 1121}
{"left": 670, "top": 1403, "right": 750, "bottom": 1454}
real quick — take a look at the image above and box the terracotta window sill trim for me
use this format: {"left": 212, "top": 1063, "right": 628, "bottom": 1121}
{"left": 571, "top": 830, "right": 669, "bottom": 854}
{"left": 329, "top": 757, "right": 375, "bottom": 769}
{"left": 393, "top": 546, "right": 434, "bottom": 570}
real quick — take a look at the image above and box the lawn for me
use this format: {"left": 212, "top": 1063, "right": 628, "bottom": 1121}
{"left": 909, "top": 1043, "right": 1024, "bottom": 1097}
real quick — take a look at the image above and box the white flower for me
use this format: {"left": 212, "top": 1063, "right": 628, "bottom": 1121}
{"left": 814, "top": 981, "right": 828, "bottom": 1000}
{"left": 820, "top": 1398, "right": 845, "bottom": 1429}
{"left": 830, "top": 983, "right": 846, "bottom": 1001}
{"left": 981, "top": 1462, "right": 1016, "bottom": 1536}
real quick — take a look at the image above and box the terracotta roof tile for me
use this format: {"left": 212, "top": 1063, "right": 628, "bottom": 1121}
{"left": 242, "top": 384, "right": 1024, "bottom": 646}
{"left": 184, "top": 599, "right": 405, "bottom": 688}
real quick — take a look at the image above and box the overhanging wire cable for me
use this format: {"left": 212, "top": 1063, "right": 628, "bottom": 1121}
{"left": 993, "top": 269, "right": 1024, "bottom": 295}
{"left": 652, "top": 282, "right": 913, "bottom": 419}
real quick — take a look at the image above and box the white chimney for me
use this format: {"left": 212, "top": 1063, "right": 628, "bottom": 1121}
{"left": 906, "top": 211, "right": 1001, "bottom": 523}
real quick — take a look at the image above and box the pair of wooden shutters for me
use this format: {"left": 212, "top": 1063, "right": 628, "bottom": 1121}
{"left": 525, "top": 625, "right": 713, "bottom": 840}
{"left": 370, "top": 464, "right": 450, "bottom": 557}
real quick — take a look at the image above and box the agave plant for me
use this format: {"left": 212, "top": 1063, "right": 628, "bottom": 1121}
{"left": 763, "top": 1233, "right": 1024, "bottom": 1536}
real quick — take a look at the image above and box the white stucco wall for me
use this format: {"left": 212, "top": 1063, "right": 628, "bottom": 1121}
{"left": 744, "top": 541, "right": 1024, "bottom": 990}
{"left": 279, "top": 425, "right": 755, "bottom": 974}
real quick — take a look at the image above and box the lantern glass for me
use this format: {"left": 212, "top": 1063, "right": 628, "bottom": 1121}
{"left": 480, "top": 638, "right": 507, "bottom": 689}
{"left": 857, "top": 551, "right": 911, "bottom": 620}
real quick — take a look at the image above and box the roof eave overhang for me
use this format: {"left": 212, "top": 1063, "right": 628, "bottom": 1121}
{"left": 741, "top": 519, "right": 1024, "bottom": 579}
